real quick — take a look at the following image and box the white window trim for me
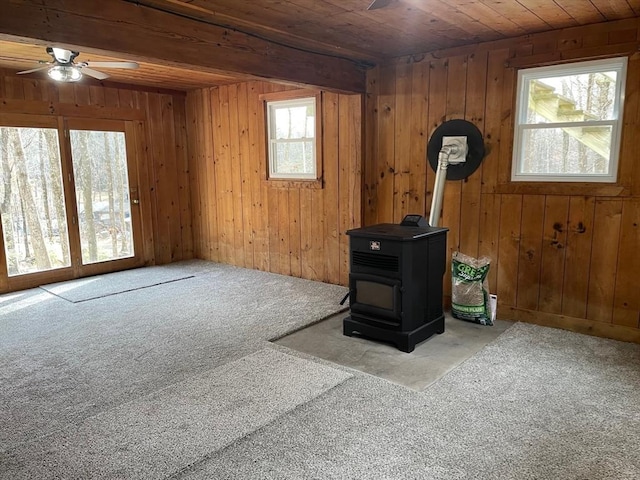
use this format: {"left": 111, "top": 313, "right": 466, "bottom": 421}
{"left": 512, "top": 57, "right": 627, "bottom": 183}
{"left": 266, "top": 96, "right": 317, "bottom": 180}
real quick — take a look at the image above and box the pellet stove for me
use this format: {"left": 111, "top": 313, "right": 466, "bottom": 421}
{"left": 343, "top": 215, "right": 448, "bottom": 352}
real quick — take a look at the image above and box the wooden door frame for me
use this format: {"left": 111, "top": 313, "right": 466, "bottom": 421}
{"left": 0, "top": 113, "right": 146, "bottom": 293}
{"left": 64, "top": 117, "right": 145, "bottom": 278}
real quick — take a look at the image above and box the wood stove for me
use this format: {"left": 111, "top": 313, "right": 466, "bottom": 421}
{"left": 343, "top": 217, "right": 448, "bottom": 352}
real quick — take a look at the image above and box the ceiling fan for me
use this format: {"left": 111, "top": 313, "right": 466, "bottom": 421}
{"left": 17, "top": 47, "right": 139, "bottom": 82}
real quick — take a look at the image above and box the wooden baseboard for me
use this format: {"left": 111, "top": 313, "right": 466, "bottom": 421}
{"left": 500, "top": 306, "right": 640, "bottom": 344}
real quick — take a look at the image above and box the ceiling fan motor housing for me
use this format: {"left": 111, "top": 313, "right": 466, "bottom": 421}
{"left": 47, "top": 47, "right": 79, "bottom": 65}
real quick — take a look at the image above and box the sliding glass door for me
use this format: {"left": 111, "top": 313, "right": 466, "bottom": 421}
{"left": 0, "top": 115, "right": 143, "bottom": 291}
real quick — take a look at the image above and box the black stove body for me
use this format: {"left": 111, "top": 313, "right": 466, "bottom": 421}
{"left": 343, "top": 222, "right": 448, "bottom": 353}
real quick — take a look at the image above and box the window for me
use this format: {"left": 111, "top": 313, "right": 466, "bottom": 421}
{"left": 266, "top": 93, "right": 319, "bottom": 180}
{"left": 512, "top": 57, "right": 627, "bottom": 183}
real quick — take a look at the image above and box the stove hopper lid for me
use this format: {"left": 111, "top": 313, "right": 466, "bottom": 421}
{"left": 346, "top": 223, "right": 448, "bottom": 240}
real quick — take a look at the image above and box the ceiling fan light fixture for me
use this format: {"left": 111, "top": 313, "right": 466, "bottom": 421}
{"left": 48, "top": 65, "right": 82, "bottom": 82}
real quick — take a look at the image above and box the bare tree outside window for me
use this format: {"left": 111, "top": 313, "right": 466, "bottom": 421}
{"left": 513, "top": 57, "right": 626, "bottom": 183}
{"left": 70, "top": 129, "right": 134, "bottom": 265}
{"left": 267, "top": 96, "right": 317, "bottom": 180}
{"left": 0, "top": 126, "right": 70, "bottom": 276}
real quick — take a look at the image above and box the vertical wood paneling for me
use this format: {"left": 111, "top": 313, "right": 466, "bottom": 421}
{"left": 618, "top": 48, "right": 639, "bottom": 193}
{"left": 442, "top": 55, "right": 467, "bottom": 298}
{"left": 247, "top": 82, "right": 269, "bottom": 271}
{"left": 103, "top": 87, "right": 120, "bottom": 109}
{"left": 538, "top": 196, "right": 570, "bottom": 314}
{"left": 497, "top": 194, "right": 523, "bottom": 306}
{"left": 185, "top": 92, "right": 202, "bottom": 259}
{"left": 375, "top": 66, "right": 396, "bottom": 224}
{"left": 267, "top": 184, "right": 280, "bottom": 273}
{"left": 362, "top": 20, "right": 640, "bottom": 342}
{"left": 4, "top": 76, "right": 24, "bottom": 99}
{"left": 338, "top": 95, "right": 351, "bottom": 285}
{"left": 459, "top": 51, "right": 488, "bottom": 258}
{"left": 363, "top": 65, "right": 379, "bottom": 226}
{"left": 587, "top": 199, "right": 622, "bottom": 323}
{"left": 310, "top": 188, "right": 327, "bottom": 281}
{"left": 562, "top": 196, "right": 596, "bottom": 318}
{"left": 346, "top": 94, "right": 363, "bottom": 285}
{"left": 323, "top": 92, "right": 341, "bottom": 285}
{"left": 277, "top": 187, "right": 291, "bottom": 276}
{"left": 299, "top": 188, "right": 314, "bottom": 280}
{"left": 409, "top": 59, "right": 429, "bottom": 217}
{"left": 213, "top": 87, "right": 235, "bottom": 265}
{"left": 236, "top": 82, "right": 254, "bottom": 269}
{"left": 393, "top": 60, "right": 413, "bottom": 223}
{"left": 56, "top": 83, "right": 74, "bottom": 104}
{"left": 162, "top": 95, "right": 183, "bottom": 262}
{"left": 173, "top": 96, "right": 193, "bottom": 260}
{"left": 22, "top": 78, "right": 42, "bottom": 101}
{"left": 478, "top": 193, "right": 501, "bottom": 293}
{"left": 612, "top": 199, "right": 640, "bottom": 327}
{"left": 227, "top": 84, "right": 247, "bottom": 268}
{"left": 186, "top": 80, "right": 361, "bottom": 286}
{"left": 117, "top": 89, "right": 134, "bottom": 109}
{"left": 131, "top": 119, "right": 155, "bottom": 263}
{"left": 289, "top": 188, "right": 302, "bottom": 278}
{"left": 202, "top": 88, "right": 218, "bottom": 262}
{"left": 442, "top": 56, "right": 464, "bottom": 240}
{"left": 145, "top": 93, "right": 167, "bottom": 263}
{"left": 73, "top": 84, "right": 91, "bottom": 106}
{"left": 477, "top": 49, "right": 509, "bottom": 294}
{"left": 497, "top": 65, "right": 517, "bottom": 187}
{"left": 516, "top": 195, "right": 545, "bottom": 310}
{"left": 426, "top": 58, "right": 448, "bottom": 223}
{"left": 89, "top": 86, "right": 105, "bottom": 107}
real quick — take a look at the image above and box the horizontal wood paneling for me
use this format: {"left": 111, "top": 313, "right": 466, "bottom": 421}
{"left": 0, "top": 71, "right": 193, "bottom": 289}
{"left": 365, "top": 19, "right": 640, "bottom": 342}
{"left": 186, "top": 81, "right": 362, "bottom": 285}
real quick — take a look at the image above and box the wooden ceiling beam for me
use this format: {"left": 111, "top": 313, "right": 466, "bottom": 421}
{"left": 138, "top": 0, "right": 383, "bottom": 64}
{"left": 0, "top": 0, "right": 368, "bottom": 93}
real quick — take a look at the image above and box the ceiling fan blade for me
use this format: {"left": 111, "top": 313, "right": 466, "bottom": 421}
{"left": 17, "top": 65, "right": 50, "bottom": 75}
{"left": 85, "top": 61, "right": 139, "bottom": 69}
{"left": 367, "top": 0, "right": 392, "bottom": 10}
{"left": 80, "top": 67, "right": 110, "bottom": 80}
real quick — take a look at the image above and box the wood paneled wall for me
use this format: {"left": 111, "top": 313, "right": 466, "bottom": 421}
{"left": 0, "top": 71, "right": 193, "bottom": 267}
{"left": 365, "top": 19, "right": 640, "bottom": 343}
{"left": 186, "top": 81, "right": 362, "bottom": 285}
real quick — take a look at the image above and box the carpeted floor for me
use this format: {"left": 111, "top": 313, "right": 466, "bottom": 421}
{"left": 184, "top": 324, "right": 640, "bottom": 480}
{"left": 0, "top": 261, "right": 348, "bottom": 451}
{"left": 0, "top": 349, "right": 351, "bottom": 479}
{"left": 1, "top": 260, "right": 639, "bottom": 479}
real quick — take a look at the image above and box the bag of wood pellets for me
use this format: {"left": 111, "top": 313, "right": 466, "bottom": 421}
{"left": 451, "top": 251, "right": 493, "bottom": 325}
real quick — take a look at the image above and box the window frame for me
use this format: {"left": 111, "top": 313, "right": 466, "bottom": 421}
{"left": 261, "top": 89, "right": 322, "bottom": 186}
{"left": 512, "top": 57, "right": 627, "bottom": 183}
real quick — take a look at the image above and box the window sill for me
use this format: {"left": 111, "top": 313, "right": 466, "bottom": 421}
{"left": 263, "top": 178, "right": 323, "bottom": 189}
{"left": 492, "top": 181, "right": 629, "bottom": 197}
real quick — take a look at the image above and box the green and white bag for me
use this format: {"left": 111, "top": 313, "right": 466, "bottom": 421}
{"left": 451, "top": 251, "right": 493, "bottom": 326}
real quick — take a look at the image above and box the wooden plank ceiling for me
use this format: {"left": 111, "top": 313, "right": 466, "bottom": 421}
{"left": 0, "top": 0, "right": 639, "bottom": 91}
